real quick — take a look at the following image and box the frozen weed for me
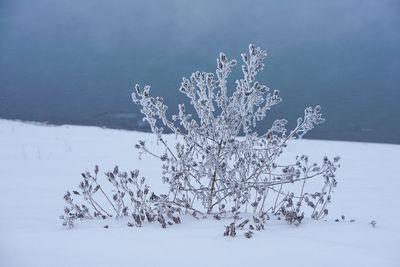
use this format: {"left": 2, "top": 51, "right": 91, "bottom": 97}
{"left": 62, "top": 44, "right": 340, "bottom": 238}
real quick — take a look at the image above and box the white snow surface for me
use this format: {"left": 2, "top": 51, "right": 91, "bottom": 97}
{"left": 0, "top": 119, "right": 399, "bottom": 267}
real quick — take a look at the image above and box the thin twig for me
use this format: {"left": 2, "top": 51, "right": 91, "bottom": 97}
{"left": 208, "top": 140, "right": 223, "bottom": 213}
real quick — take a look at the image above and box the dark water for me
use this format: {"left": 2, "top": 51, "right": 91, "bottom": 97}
{"left": 1, "top": 0, "right": 399, "bottom": 143}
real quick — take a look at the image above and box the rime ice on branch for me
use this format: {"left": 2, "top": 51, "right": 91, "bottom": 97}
{"left": 61, "top": 44, "right": 340, "bottom": 238}
{"left": 132, "top": 44, "right": 339, "bottom": 227}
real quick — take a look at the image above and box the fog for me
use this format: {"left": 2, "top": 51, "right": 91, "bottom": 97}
{"left": 1, "top": 0, "right": 399, "bottom": 143}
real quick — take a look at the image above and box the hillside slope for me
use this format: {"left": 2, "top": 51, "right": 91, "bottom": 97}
{"left": 0, "top": 119, "right": 399, "bottom": 267}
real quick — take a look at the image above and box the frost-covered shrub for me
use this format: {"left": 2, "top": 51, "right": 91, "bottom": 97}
{"left": 131, "top": 44, "right": 340, "bottom": 237}
{"left": 62, "top": 44, "right": 340, "bottom": 238}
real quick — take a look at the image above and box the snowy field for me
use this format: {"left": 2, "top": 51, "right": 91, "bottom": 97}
{"left": 0, "top": 119, "right": 399, "bottom": 267}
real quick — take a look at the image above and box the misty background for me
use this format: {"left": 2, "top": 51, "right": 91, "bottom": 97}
{"left": 0, "top": 0, "right": 399, "bottom": 143}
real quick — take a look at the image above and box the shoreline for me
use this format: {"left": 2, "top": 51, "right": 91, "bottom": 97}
{"left": 1, "top": 117, "right": 399, "bottom": 146}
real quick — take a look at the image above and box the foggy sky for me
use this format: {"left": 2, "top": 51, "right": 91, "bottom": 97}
{"left": 1, "top": 0, "right": 399, "bottom": 143}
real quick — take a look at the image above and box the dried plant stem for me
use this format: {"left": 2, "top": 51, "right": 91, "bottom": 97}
{"left": 312, "top": 183, "right": 328, "bottom": 216}
{"left": 298, "top": 179, "right": 307, "bottom": 204}
{"left": 210, "top": 192, "right": 233, "bottom": 211}
{"left": 87, "top": 197, "right": 105, "bottom": 217}
{"left": 300, "top": 179, "right": 306, "bottom": 197}
{"left": 91, "top": 197, "right": 112, "bottom": 217}
{"left": 249, "top": 171, "right": 326, "bottom": 187}
{"left": 96, "top": 184, "right": 118, "bottom": 214}
{"left": 317, "top": 186, "right": 332, "bottom": 219}
{"left": 259, "top": 187, "right": 269, "bottom": 215}
{"left": 273, "top": 184, "right": 283, "bottom": 213}
{"left": 170, "top": 201, "right": 204, "bottom": 215}
{"left": 208, "top": 140, "right": 223, "bottom": 213}
{"left": 266, "top": 199, "right": 285, "bottom": 214}
{"left": 160, "top": 138, "right": 177, "bottom": 161}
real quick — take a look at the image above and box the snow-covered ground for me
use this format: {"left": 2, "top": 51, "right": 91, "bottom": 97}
{"left": 0, "top": 119, "right": 399, "bottom": 267}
